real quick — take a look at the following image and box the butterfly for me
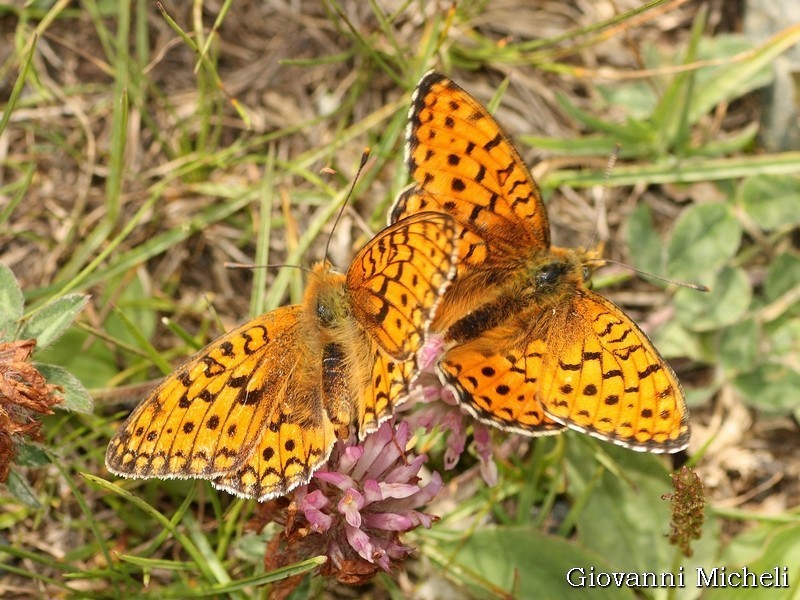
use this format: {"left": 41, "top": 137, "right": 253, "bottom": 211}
{"left": 106, "top": 212, "right": 457, "bottom": 500}
{"left": 390, "top": 71, "right": 690, "bottom": 453}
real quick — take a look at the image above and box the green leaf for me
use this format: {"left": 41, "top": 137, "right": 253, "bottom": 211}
{"left": 34, "top": 329, "right": 119, "bottom": 389}
{"left": 666, "top": 203, "right": 742, "bottom": 282}
{"left": 596, "top": 79, "right": 658, "bottom": 120}
{"left": 567, "top": 443, "right": 669, "bottom": 573}
{"left": 734, "top": 364, "right": 800, "bottom": 413}
{"left": 689, "top": 33, "right": 782, "bottom": 124}
{"left": 520, "top": 133, "right": 640, "bottom": 158}
{"left": 768, "top": 318, "right": 800, "bottom": 360}
{"left": 20, "top": 294, "right": 88, "bottom": 350}
{"left": 35, "top": 363, "right": 94, "bottom": 414}
{"left": 567, "top": 441, "right": 721, "bottom": 580}
{"left": 718, "top": 318, "right": 759, "bottom": 374}
{"left": 540, "top": 153, "right": 800, "bottom": 193}
{"left": 102, "top": 273, "right": 157, "bottom": 349}
{"left": 652, "top": 320, "right": 705, "bottom": 362}
{"left": 0, "top": 263, "right": 24, "bottom": 339}
{"left": 649, "top": 5, "right": 704, "bottom": 156}
{"left": 740, "top": 174, "right": 800, "bottom": 231}
{"left": 720, "top": 519, "right": 795, "bottom": 565}
{"left": 685, "top": 380, "right": 722, "bottom": 408}
{"left": 14, "top": 442, "right": 51, "bottom": 467}
{"left": 705, "top": 524, "right": 800, "bottom": 600}
{"left": 553, "top": 91, "right": 655, "bottom": 145}
{"left": 5, "top": 470, "right": 40, "bottom": 508}
{"left": 674, "top": 266, "right": 752, "bottom": 331}
{"left": 693, "top": 122, "right": 758, "bottom": 157}
{"left": 431, "top": 525, "right": 633, "bottom": 599}
{"left": 624, "top": 203, "right": 664, "bottom": 275}
{"left": 764, "top": 252, "right": 800, "bottom": 303}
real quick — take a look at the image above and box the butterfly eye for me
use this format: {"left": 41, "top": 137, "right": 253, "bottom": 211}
{"left": 582, "top": 266, "right": 591, "bottom": 282}
{"left": 316, "top": 302, "right": 335, "bottom": 327}
{"left": 536, "top": 263, "right": 564, "bottom": 288}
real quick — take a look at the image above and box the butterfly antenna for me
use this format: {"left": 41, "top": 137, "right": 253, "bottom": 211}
{"left": 603, "top": 259, "right": 710, "bottom": 292}
{"left": 224, "top": 262, "right": 314, "bottom": 276}
{"left": 324, "top": 148, "right": 371, "bottom": 262}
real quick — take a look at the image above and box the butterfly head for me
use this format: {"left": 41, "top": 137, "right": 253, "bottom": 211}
{"left": 305, "top": 261, "right": 349, "bottom": 329}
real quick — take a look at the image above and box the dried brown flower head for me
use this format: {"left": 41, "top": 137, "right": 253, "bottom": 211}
{"left": 662, "top": 465, "right": 705, "bottom": 557}
{"left": 0, "top": 340, "right": 61, "bottom": 482}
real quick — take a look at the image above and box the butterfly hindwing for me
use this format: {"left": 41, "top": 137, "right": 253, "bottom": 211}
{"left": 105, "top": 306, "right": 306, "bottom": 480}
{"left": 439, "top": 324, "right": 564, "bottom": 435}
{"left": 536, "top": 290, "right": 690, "bottom": 452}
{"left": 211, "top": 377, "right": 341, "bottom": 501}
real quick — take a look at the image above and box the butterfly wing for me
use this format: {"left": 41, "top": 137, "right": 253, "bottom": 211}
{"left": 391, "top": 185, "right": 491, "bottom": 271}
{"left": 347, "top": 211, "right": 457, "bottom": 360}
{"left": 347, "top": 212, "right": 457, "bottom": 435}
{"left": 397, "top": 71, "right": 550, "bottom": 254}
{"left": 441, "top": 290, "right": 690, "bottom": 451}
{"left": 357, "top": 343, "right": 418, "bottom": 436}
{"left": 439, "top": 324, "right": 565, "bottom": 436}
{"left": 106, "top": 306, "right": 307, "bottom": 481}
{"left": 535, "top": 290, "right": 690, "bottom": 453}
{"left": 399, "top": 72, "right": 690, "bottom": 452}
{"left": 210, "top": 375, "right": 340, "bottom": 501}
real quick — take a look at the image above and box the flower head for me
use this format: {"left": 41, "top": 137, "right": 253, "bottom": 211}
{"left": 0, "top": 340, "right": 61, "bottom": 482}
{"left": 263, "top": 419, "right": 441, "bottom": 585}
{"left": 401, "top": 332, "right": 499, "bottom": 486}
{"left": 663, "top": 466, "right": 706, "bottom": 557}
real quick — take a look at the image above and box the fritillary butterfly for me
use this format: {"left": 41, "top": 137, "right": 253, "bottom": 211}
{"left": 106, "top": 212, "right": 457, "bottom": 500}
{"left": 390, "top": 71, "right": 690, "bottom": 453}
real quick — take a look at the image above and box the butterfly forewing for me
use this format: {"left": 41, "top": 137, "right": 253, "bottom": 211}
{"left": 348, "top": 212, "right": 458, "bottom": 436}
{"left": 403, "top": 71, "right": 550, "bottom": 253}
{"left": 392, "top": 186, "right": 493, "bottom": 271}
{"left": 347, "top": 212, "right": 457, "bottom": 361}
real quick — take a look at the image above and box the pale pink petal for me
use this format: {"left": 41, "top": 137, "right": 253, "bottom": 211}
{"left": 444, "top": 418, "right": 467, "bottom": 469}
{"left": 351, "top": 422, "right": 395, "bottom": 480}
{"left": 474, "top": 422, "right": 498, "bottom": 486}
{"left": 377, "top": 482, "right": 421, "bottom": 500}
{"left": 337, "top": 488, "right": 365, "bottom": 528}
{"left": 345, "top": 523, "right": 374, "bottom": 562}
{"left": 384, "top": 453, "right": 426, "bottom": 484}
{"left": 363, "top": 479, "right": 382, "bottom": 504}
{"left": 301, "top": 489, "right": 329, "bottom": 509}
{"left": 362, "top": 512, "right": 414, "bottom": 531}
{"left": 314, "top": 470, "right": 357, "bottom": 490}
{"left": 337, "top": 444, "right": 365, "bottom": 473}
{"left": 419, "top": 334, "right": 445, "bottom": 370}
{"left": 304, "top": 506, "right": 333, "bottom": 532}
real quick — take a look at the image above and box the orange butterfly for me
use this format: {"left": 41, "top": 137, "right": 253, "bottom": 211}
{"left": 391, "top": 72, "right": 690, "bottom": 453}
{"left": 106, "top": 213, "right": 457, "bottom": 500}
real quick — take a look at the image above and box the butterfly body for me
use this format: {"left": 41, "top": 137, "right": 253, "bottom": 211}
{"left": 106, "top": 213, "right": 457, "bottom": 500}
{"left": 443, "top": 245, "right": 592, "bottom": 343}
{"left": 392, "top": 72, "right": 690, "bottom": 453}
